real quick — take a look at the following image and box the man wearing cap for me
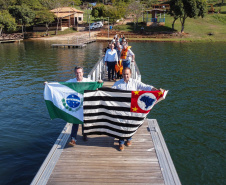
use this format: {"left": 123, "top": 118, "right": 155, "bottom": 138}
{"left": 120, "top": 43, "right": 135, "bottom": 69}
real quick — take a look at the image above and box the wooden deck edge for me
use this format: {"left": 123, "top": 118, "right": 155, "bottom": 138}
{"left": 31, "top": 123, "right": 72, "bottom": 185}
{"left": 148, "top": 119, "right": 181, "bottom": 185}
{"left": 0, "top": 39, "right": 23, "bottom": 43}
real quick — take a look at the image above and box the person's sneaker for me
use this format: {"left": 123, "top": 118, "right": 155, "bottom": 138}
{"left": 68, "top": 139, "right": 76, "bottom": 147}
{"left": 126, "top": 140, "right": 132, "bottom": 147}
{"left": 83, "top": 135, "right": 88, "bottom": 141}
{"left": 119, "top": 144, "right": 124, "bottom": 151}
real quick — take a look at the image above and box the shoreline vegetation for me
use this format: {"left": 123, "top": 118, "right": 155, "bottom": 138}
{"left": 29, "top": 10, "right": 226, "bottom": 43}
{"left": 1, "top": 3, "right": 226, "bottom": 43}
{"left": 30, "top": 16, "right": 226, "bottom": 43}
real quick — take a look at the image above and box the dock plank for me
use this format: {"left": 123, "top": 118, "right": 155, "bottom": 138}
{"left": 46, "top": 120, "right": 165, "bottom": 185}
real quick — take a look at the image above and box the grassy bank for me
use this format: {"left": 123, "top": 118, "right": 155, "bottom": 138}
{"left": 112, "top": 5, "right": 226, "bottom": 42}
{"left": 167, "top": 14, "right": 226, "bottom": 42}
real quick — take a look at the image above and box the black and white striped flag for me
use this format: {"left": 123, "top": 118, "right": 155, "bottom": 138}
{"left": 83, "top": 87, "right": 167, "bottom": 139}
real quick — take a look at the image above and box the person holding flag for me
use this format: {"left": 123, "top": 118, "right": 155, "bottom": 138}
{"left": 44, "top": 66, "right": 103, "bottom": 147}
{"left": 112, "top": 67, "right": 159, "bottom": 151}
{"left": 66, "top": 66, "right": 91, "bottom": 146}
{"left": 66, "top": 66, "right": 103, "bottom": 146}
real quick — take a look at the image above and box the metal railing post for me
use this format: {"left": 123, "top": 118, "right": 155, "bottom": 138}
{"left": 95, "top": 67, "right": 98, "bottom": 81}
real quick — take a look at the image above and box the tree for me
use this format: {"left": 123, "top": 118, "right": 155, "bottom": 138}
{"left": 91, "top": 4, "right": 105, "bottom": 18}
{"left": 9, "top": 4, "right": 36, "bottom": 32}
{"left": 0, "top": 0, "right": 16, "bottom": 10}
{"left": 91, "top": 3, "right": 125, "bottom": 24}
{"left": 126, "top": 0, "right": 143, "bottom": 24}
{"left": 93, "top": 9, "right": 99, "bottom": 18}
{"left": 113, "top": 0, "right": 127, "bottom": 20}
{"left": 103, "top": 5, "right": 121, "bottom": 24}
{"left": 169, "top": 0, "right": 182, "bottom": 30}
{"left": 16, "top": 0, "right": 43, "bottom": 10}
{"left": 0, "top": 10, "right": 17, "bottom": 35}
{"left": 40, "top": 0, "right": 81, "bottom": 9}
{"left": 35, "top": 9, "right": 55, "bottom": 35}
{"left": 169, "top": 0, "right": 206, "bottom": 33}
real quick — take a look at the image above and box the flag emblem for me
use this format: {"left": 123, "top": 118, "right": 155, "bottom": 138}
{"left": 66, "top": 94, "right": 81, "bottom": 108}
{"left": 62, "top": 94, "right": 83, "bottom": 112}
{"left": 44, "top": 82, "right": 103, "bottom": 124}
{"left": 138, "top": 93, "right": 156, "bottom": 111}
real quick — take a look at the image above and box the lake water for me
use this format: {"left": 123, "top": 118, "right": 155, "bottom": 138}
{"left": 0, "top": 41, "right": 225, "bottom": 185}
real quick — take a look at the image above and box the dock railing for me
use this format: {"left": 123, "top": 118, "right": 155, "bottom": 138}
{"left": 146, "top": 18, "right": 166, "bottom": 23}
{"left": 88, "top": 57, "right": 106, "bottom": 81}
{"left": 88, "top": 58, "right": 141, "bottom": 82}
{"left": 131, "top": 61, "right": 141, "bottom": 81}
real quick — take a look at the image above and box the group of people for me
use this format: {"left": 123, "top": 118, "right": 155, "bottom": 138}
{"left": 46, "top": 35, "right": 160, "bottom": 151}
{"left": 104, "top": 34, "right": 135, "bottom": 81}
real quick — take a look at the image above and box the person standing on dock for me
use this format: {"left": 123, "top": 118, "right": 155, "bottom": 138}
{"left": 112, "top": 67, "right": 158, "bottom": 151}
{"left": 104, "top": 43, "right": 118, "bottom": 81}
{"left": 120, "top": 43, "right": 135, "bottom": 69}
{"left": 116, "top": 41, "right": 122, "bottom": 59}
{"left": 44, "top": 66, "right": 102, "bottom": 147}
{"left": 66, "top": 66, "right": 102, "bottom": 146}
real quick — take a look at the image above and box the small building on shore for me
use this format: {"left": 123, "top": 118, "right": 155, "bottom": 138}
{"left": 145, "top": 4, "right": 169, "bottom": 26}
{"left": 145, "top": 9, "right": 166, "bottom": 26}
{"left": 33, "top": 7, "right": 84, "bottom": 32}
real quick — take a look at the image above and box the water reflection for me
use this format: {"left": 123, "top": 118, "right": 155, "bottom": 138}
{"left": 0, "top": 41, "right": 225, "bottom": 185}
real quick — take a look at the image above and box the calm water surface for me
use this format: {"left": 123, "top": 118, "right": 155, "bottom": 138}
{"left": 0, "top": 41, "right": 225, "bottom": 185}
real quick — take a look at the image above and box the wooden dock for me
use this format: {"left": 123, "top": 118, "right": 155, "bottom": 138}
{"left": 32, "top": 63, "right": 181, "bottom": 185}
{"left": 51, "top": 38, "right": 96, "bottom": 48}
{"left": 31, "top": 118, "right": 181, "bottom": 185}
{"left": 48, "top": 120, "right": 164, "bottom": 185}
{"left": 0, "top": 39, "right": 22, "bottom": 43}
{"left": 51, "top": 43, "right": 87, "bottom": 48}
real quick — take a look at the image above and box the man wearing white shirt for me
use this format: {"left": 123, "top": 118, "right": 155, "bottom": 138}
{"left": 44, "top": 66, "right": 102, "bottom": 146}
{"left": 104, "top": 43, "right": 118, "bottom": 81}
{"left": 112, "top": 67, "right": 157, "bottom": 151}
{"left": 67, "top": 66, "right": 93, "bottom": 146}
{"left": 67, "top": 66, "right": 103, "bottom": 146}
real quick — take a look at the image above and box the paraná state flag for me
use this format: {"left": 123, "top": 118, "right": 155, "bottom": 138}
{"left": 83, "top": 87, "right": 168, "bottom": 139}
{"left": 44, "top": 82, "right": 103, "bottom": 124}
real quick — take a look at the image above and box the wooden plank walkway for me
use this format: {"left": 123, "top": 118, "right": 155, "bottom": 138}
{"left": 32, "top": 119, "right": 181, "bottom": 185}
{"left": 47, "top": 120, "right": 164, "bottom": 185}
